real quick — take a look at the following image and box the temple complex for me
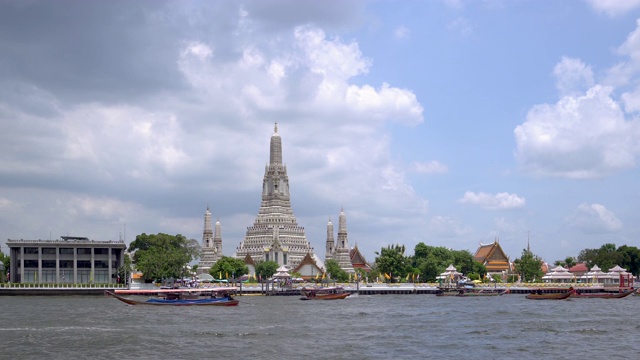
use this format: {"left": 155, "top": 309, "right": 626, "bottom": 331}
{"left": 234, "top": 123, "right": 315, "bottom": 268}
{"left": 198, "top": 206, "right": 223, "bottom": 275}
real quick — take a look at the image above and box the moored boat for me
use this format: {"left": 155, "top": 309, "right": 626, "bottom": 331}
{"left": 436, "top": 288, "right": 509, "bottom": 297}
{"left": 571, "top": 288, "right": 637, "bottom": 299}
{"left": 300, "top": 286, "right": 350, "bottom": 300}
{"left": 525, "top": 287, "right": 575, "bottom": 300}
{"left": 105, "top": 287, "right": 239, "bottom": 306}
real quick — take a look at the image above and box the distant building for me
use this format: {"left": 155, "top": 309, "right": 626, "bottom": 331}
{"left": 242, "top": 254, "right": 257, "bottom": 277}
{"left": 7, "top": 236, "right": 126, "bottom": 284}
{"left": 349, "top": 245, "right": 371, "bottom": 272}
{"left": 473, "top": 240, "right": 510, "bottom": 276}
{"left": 291, "top": 252, "right": 325, "bottom": 280}
{"left": 568, "top": 262, "right": 588, "bottom": 277}
{"left": 234, "top": 123, "right": 315, "bottom": 268}
{"left": 198, "top": 206, "right": 223, "bottom": 274}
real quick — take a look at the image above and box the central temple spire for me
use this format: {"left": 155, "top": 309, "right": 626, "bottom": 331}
{"left": 235, "top": 124, "right": 313, "bottom": 268}
{"left": 269, "top": 122, "right": 282, "bottom": 165}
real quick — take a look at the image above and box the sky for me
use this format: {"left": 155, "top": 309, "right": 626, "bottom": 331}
{"left": 1, "top": 0, "right": 640, "bottom": 266}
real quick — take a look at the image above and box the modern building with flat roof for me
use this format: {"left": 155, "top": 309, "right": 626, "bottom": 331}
{"left": 7, "top": 236, "right": 127, "bottom": 284}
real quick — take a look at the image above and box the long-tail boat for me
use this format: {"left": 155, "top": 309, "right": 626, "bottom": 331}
{"left": 571, "top": 288, "right": 637, "bottom": 299}
{"left": 105, "top": 287, "right": 239, "bottom": 306}
{"left": 525, "top": 287, "right": 575, "bottom": 300}
{"left": 436, "top": 288, "right": 509, "bottom": 297}
{"left": 300, "top": 286, "right": 350, "bottom": 300}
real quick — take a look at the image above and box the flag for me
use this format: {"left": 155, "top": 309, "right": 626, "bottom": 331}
{"left": 219, "top": 271, "right": 222, "bottom": 280}
{"left": 405, "top": 273, "right": 410, "bottom": 281}
{"left": 225, "top": 272, "right": 228, "bottom": 279}
{"left": 322, "top": 272, "right": 326, "bottom": 280}
{"left": 315, "top": 273, "right": 319, "bottom": 280}
{"left": 384, "top": 273, "right": 391, "bottom": 280}
{"left": 416, "top": 274, "right": 420, "bottom": 281}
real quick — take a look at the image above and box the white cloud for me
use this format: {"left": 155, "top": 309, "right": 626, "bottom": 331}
{"left": 514, "top": 85, "right": 640, "bottom": 178}
{"left": 567, "top": 203, "right": 622, "bottom": 233}
{"left": 0, "top": 197, "right": 15, "bottom": 210}
{"left": 586, "top": 0, "right": 640, "bottom": 16}
{"left": 517, "top": 20, "right": 640, "bottom": 179}
{"left": 0, "top": 9, "right": 427, "bottom": 262}
{"left": 459, "top": 191, "right": 526, "bottom": 210}
{"left": 295, "top": 26, "right": 370, "bottom": 81}
{"left": 614, "top": 20, "right": 640, "bottom": 112}
{"left": 605, "top": 19, "right": 640, "bottom": 88}
{"left": 554, "top": 57, "right": 594, "bottom": 97}
{"left": 411, "top": 160, "right": 449, "bottom": 174}
{"left": 447, "top": 17, "right": 473, "bottom": 37}
{"left": 394, "top": 25, "right": 410, "bottom": 40}
{"left": 442, "top": 0, "right": 464, "bottom": 10}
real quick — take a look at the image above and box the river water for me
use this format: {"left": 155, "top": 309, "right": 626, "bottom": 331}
{"left": 1, "top": 293, "right": 638, "bottom": 359}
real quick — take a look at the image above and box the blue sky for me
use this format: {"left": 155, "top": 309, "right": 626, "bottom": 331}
{"left": 1, "top": 0, "right": 640, "bottom": 266}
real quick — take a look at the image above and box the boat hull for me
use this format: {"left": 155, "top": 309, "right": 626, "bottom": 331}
{"left": 436, "top": 289, "right": 508, "bottom": 297}
{"left": 300, "top": 293, "right": 350, "bottom": 300}
{"left": 525, "top": 290, "right": 574, "bottom": 300}
{"left": 299, "top": 286, "right": 350, "bottom": 300}
{"left": 105, "top": 291, "right": 239, "bottom": 306}
{"left": 571, "top": 289, "right": 637, "bottom": 299}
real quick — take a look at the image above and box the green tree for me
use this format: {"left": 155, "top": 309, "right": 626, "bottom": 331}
{"left": 128, "top": 233, "right": 195, "bottom": 281}
{"left": 452, "top": 249, "right": 486, "bottom": 277}
{"left": 514, "top": 248, "right": 544, "bottom": 282}
{"left": 185, "top": 238, "right": 202, "bottom": 261}
{"left": 324, "top": 259, "right": 348, "bottom": 282}
{"left": 254, "top": 260, "right": 279, "bottom": 280}
{"left": 116, "top": 253, "right": 132, "bottom": 284}
{"left": 210, "top": 256, "right": 248, "bottom": 279}
{"left": 0, "top": 251, "right": 9, "bottom": 282}
{"left": 578, "top": 243, "right": 623, "bottom": 271}
{"left": 410, "top": 243, "right": 486, "bottom": 282}
{"left": 375, "top": 244, "right": 408, "bottom": 283}
{"left": 617, "top": 245, "right": 640, "bottom": 276}
{"left": 553, "top": 256, "right": 576, "bottom": 269}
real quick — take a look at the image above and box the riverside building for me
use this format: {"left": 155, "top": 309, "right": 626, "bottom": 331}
{"left": 6, "top": 236, "right": 127, "bottom": 284}
{"left": 234, "top": 123, "right": 315, "bottom": 268}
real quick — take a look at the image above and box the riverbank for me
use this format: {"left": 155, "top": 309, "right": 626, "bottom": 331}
{"left": 1, "top": 281, "right": 629, "bottom": 296}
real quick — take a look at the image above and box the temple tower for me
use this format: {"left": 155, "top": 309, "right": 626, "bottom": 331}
{"left": 333, "top": 207, "right": 354, "bottom": 273}
{"left": 325, "top": 217, "right": 334, "bottom": 261}
{"left": 235, "top": 123, "right": 314, "bottom": 267}
{"left": 199, "top": 206, "right": 220, "bottom": 274}
{"left": 214, "top": 218, "right": 223, "bottom": 256}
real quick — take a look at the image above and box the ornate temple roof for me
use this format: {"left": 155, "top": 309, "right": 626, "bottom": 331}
{"left": 349, "top": 244, "right": 371, "bottom": 271}
{"left": 474, "top": 240, "right": 510, "bottom": 272}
